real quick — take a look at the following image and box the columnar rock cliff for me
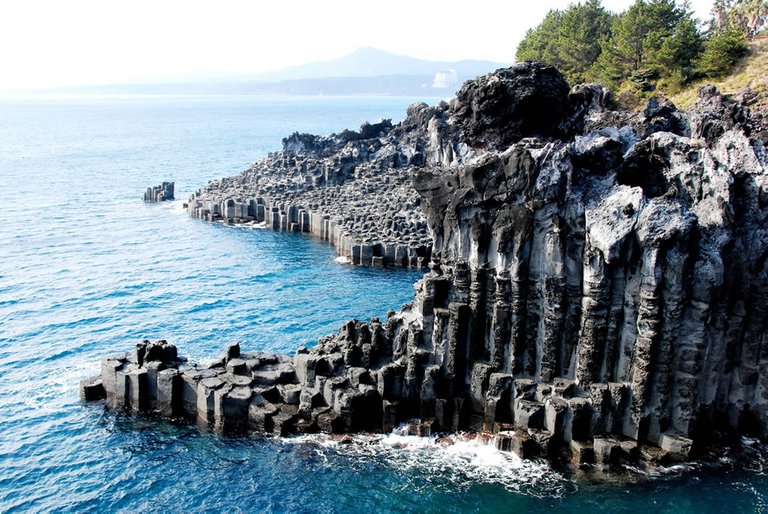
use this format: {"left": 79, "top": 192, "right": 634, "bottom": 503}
{"left": 89, "top": 63, "right": 768, "bottom": 469}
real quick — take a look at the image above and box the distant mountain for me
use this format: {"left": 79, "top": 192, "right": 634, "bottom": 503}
{"left": 256, "top": 47, "right": 506, "bottom": 81}
{"left": 46, "top": 48, "right": 509, "bottom": 97}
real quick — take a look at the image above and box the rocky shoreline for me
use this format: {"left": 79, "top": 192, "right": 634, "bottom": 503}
{"left": 81, "top": 339, "right": 700, "bottom": 473}
{"left": 87, "top": 62, "right": 768, "bottom": 473}
{"left": 182, "top": 103, "right": 472, "bottom": 267}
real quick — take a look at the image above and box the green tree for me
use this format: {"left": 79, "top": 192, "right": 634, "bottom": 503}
{"left": 591, "top": 0, "right": 701, "bottom": 89}
{"left": 694, "top": 29, "right": 749, "bottom": 77}
{"left": 553, "top": 0, "right": 614, "bottom": 82}
{"left": 516, "top": 10, "right": 565, "bottom": 70}
{"left": 645, "top": 15, "right": 702, "bottom": 83}
{"left": 516, "top": 0, "right": 613, "bottom": 84}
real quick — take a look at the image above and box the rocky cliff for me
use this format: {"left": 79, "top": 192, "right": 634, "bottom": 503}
{"left": 184, "top": 96, "right": 474, "bottom": 267}
{"left": 88, "top": 62, "right": 768, "bottom": 471}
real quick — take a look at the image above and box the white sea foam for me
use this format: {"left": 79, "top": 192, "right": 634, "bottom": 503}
{"left": 169, "top": 199, "right": 186, "bottom": 213}
{"left": 280, "top": 430, "right": 572, "bottom": 497}
{"left": 242, "top": 221, "right": 269, "bottom": 229}
{"left": 23, "top": 360, "right": 101, "bottom": 413}
{"left": 334, "top": 256, "right": 351, "bottom": 264}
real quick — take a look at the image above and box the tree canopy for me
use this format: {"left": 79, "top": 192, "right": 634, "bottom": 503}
{"left": 515, "top": 0, "right": 760, "bottom": 97}
{"left": 516, "top": 0, "right": 613, "bottom": 84}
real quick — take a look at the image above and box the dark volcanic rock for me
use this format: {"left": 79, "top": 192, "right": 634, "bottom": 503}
{"left": 144, "top": 182, "right": 174, "bottom": 202}
{"left": 689, "top": 85, "right": 750, "bottom": 144}
{"left": 185, "top": 62, "right": 577, "bottom": 268}
{"left": 92, "top": 63, "right": 768, "bottom": 472}
{"left": 413, "top": 84, "right": 768, "bottom": 451}
{"left": 451, "top": 61, "right": 571, "bottom": 149}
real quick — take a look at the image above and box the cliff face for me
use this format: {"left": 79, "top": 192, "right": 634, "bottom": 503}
{"left": 90, "top": 63, "right": 768, "bottom": 468}
{"left": 289, "top": 64, "right": 768, "bottom": 455}
{"left": 408, "top": 66, "right": 768, "bottom": 448}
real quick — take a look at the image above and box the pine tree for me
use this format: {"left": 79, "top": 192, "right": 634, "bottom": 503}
{"left": 645, "top": 13, "right": 702, "bottom": 83}
{"left": 694, "top": 29, "right": 749, "bottom": 77}
{"left": 553, "top": 0, "right": 614, "bottom": 83}
{"left": 514, "top": 0, "right": 749, "bottom": 97}
{"left": 591, "top": 0, "right": 701, "bottom": 89}
{"left": 516, "top": 10, "right": 565, "bottom": 70}
{"left": 516, "top": 0, "right": 613, "bottom": 84}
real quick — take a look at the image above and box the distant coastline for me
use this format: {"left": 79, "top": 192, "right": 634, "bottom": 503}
{"left": 19, "top": 47, "right": 507, "bottom": 98}
{"left": 32, "top": 78, "right": 460, "bottom": 97}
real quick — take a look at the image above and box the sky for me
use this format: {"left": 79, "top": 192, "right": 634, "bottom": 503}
{"left": 0, "top": 0, "right": 716, "bottom": 92}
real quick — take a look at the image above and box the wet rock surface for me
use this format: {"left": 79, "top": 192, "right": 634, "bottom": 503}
{"left": 90, "top": 63, "right": 768, "bottom": 472}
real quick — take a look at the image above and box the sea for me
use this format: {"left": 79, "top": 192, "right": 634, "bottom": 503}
{"left": 0, "top": 95, "right": 765, "bottom": 513}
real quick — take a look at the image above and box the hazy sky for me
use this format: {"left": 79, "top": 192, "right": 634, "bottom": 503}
{"left": 0, "top": 0, "right": 715, "bottom": 92}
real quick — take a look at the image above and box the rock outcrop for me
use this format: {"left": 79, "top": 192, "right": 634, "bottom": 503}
{"left": 90, "top": 62, "right": 768, "bottom": 471}
{"left": 144, "top": 182, "right": 175, "bottom": 202}
{"left": 183, "top": 103, "right": 474, "bottom": 267}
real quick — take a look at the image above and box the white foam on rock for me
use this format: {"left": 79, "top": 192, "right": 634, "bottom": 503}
{"left": 280, "top": 431, "right": 572, "bottom": 498}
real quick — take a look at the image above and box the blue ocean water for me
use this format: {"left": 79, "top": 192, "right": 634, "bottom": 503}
{"left": 0, "top": 95, "right": 765, "bottom": 513}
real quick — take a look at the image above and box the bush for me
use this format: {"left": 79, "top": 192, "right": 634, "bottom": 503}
{"left": 615, "top": 80, "right": 652, "bottom": 108}
{"left": 656, "top": 69, "right": 688, "bottom": 93}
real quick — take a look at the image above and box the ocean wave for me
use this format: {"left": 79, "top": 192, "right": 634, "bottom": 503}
{"left": 279, "top": 430, "right": 573, "bottom": 498}
{"left": 243, "top": 221, "right": 269, "bottom": 230}
{"left": 185, "top": 299, "right": 235, "bottom": 314}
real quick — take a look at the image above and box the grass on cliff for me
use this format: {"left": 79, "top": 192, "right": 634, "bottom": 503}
{"left": 669, "top": 35, "right": 768, "bottom": 110}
